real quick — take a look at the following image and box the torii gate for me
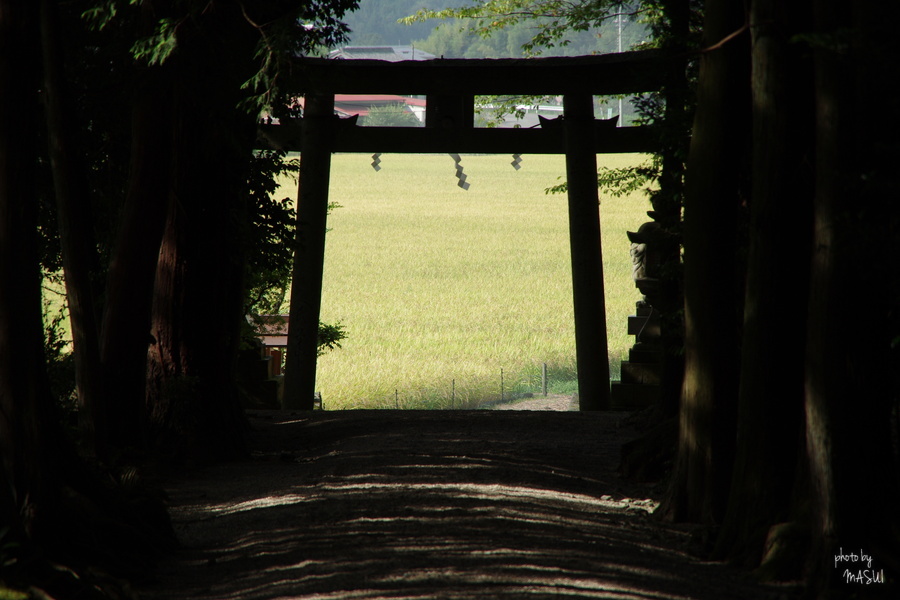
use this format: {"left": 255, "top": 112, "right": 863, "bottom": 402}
{"left": 256, "top": 50, "right": 675, "bottom": 411}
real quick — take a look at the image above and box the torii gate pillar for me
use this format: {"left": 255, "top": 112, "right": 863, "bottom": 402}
{"left": 564, "top": 93, "right": 611, "bottom": 410}
{"left": 283, "top": 93, "right": 334, "bottom": 410}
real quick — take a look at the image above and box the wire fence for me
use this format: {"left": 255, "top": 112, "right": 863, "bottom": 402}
{"left": 336, "top": 362, "right": 586, "bottom": 411}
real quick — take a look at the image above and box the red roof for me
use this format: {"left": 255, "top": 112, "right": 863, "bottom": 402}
{"left": 334, "top": 94, "right": 423, "bottom": 104}
{"left": 298, "top": 95, "right": 425, "bottom": 118}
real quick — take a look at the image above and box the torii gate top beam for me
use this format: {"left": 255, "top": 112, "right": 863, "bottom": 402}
{"left": 284, "top": 50, "right": 673, "bottom": 96}
{"left": 258, "top": 50, "right": 675, "bottom": 155}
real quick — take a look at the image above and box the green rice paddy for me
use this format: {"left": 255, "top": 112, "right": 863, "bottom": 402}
{"left": 277, "top": 153, "right": 654, "bottom": 409}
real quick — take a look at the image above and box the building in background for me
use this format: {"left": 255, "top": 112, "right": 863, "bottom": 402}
{"left": 328, "top": 45, "right": 436, "bottom": 61}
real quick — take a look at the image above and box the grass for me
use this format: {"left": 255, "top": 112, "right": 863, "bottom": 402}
{"left": 277, "top": 153, "right": 653, "bottom": 409}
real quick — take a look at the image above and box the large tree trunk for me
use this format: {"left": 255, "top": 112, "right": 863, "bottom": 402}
{"left": 654, "top": 0, "right": 692, "bottom": 418}
{"left": 145, "top": 8, "right": 256, "bottom": 459}
{"left": 804, "top": 0, "right": 900, "bottom": 593}
{"left": 0, "top": 0, "right": 62, "bottom": 547}
{"left": 2, "top": 4, "right": 178, "bottom": 589}
{"left": 99, "top": 62, "right": 173, "bottom": 454}
{"left": 146, "top": 110, "right": 253, "bottom": 459}
{"left": 712, "top": 0, "right": 815, "bottom": 570}
{"left": 660, "top": 0, "right": 749, "bottom": 526}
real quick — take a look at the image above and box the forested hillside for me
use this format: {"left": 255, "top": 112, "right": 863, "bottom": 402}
{"left": 342, "top": 0, "right": 648, "bottom": 58}
{"left": 343, "top": 0, "right": 452, "bottom": 46}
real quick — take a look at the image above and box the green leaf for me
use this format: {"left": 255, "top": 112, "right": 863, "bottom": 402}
{"left": 81, "top": 2, "right": 117, "bottom": 31}
{"left": 130, "top": 17, "right": 180, "bottom": 65}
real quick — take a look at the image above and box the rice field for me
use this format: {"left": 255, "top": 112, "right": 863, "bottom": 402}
{"left": 276, "top": 153, "right": 654, "bottom": 409}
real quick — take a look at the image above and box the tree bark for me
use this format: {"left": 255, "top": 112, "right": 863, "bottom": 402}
{"left": 660, "top": 0, "right": 749, "bottom": 526}
{"left": 39, "top": 0, "right": 106, "bottom": 454}
{"left": 99, "top": 62, "right": 173, "bottom": 453}
{"left": 654, "top": 0, "right": 692, "bottom": 418}
{"left": 804, "top": 0, "right": 900, "bottom": 593}
{"left": 713, "top": 0, "right": 815, "bottom": 569}
{"left": 0, "top": 0, "right": 63, "bottom": 550}
{"left": 145, "top": 8, "right": 256, "bottom": 458}
{"left": 145, "top": 106, "right": 253, "bottom": 459}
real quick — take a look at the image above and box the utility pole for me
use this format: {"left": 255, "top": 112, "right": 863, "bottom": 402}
{"left": 617, "top": 13, "right": 624, "bottom": 126}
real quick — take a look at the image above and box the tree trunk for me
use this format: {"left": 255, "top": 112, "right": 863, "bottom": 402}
{"left": 804, "top": 0, "right": 900, "bottom": 593}
{"left": 660, "top": 0, "right": 749, "bottom": 526}
{"left": 713, "top": 0, "right": 815, "bottom": 569}
{"left": 0, "top": 0, "right": 56, "bottom": 530}
{"left": 99, "top": 63, "right": 173, "bottom": 453}
{"left": 145, "top": 9, "right": 256, "bottom": 458}
{"left": 654, "top": 0, "right": 692, "bottom": 418}
{"left": 146, "top": 108, "right": 253, "bottom": 459}
{"left": 39, "top": 0, "right": 106, "bottom": 454}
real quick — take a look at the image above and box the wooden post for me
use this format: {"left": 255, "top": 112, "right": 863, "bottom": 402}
{"left": 283, "top": 94, "right": 334, "bottom": 409}
{"left": 425, "top": 93, "right": 474, "bottom": 129}
{"left": 542, "top": 362, "right": 548, "bottom": 397}
{"left": 564, "top": 94, "right": 611, "bottom": 410}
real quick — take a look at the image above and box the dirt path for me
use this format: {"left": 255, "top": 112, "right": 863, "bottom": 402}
{"left": 488, "top": 393, "right": 576, "bottom": 411}
{"left": 139, "top": 406, "right": 797, "bottom": 600}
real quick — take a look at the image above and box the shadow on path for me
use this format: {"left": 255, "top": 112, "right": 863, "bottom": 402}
{"left": 140, "top": 411, "right": 797, "bottom": 600}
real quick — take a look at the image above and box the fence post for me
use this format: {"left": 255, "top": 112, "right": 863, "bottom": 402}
{"left": 542, "top": 362, "right": 548, "bottom": 397}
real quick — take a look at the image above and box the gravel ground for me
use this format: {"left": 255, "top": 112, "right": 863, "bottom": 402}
{"left": 138, "top": 404, "right": 799, "bottom": 600}
{"left": 489, "top": 393, "right": 577, "bottom": 411}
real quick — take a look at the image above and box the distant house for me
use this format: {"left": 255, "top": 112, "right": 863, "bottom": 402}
{"left": 253, "top": 314, "right": 289, "bottom": 376}
{"left": 328, "top": 45, "right": 436, "bottom": 62}
{"left": 294, "top": 93, "right": 425, "bottom": 122}
{"left": 333, "top": 94, "right": 426, "bottom": 122}
{"left": 325, "top": 47, "right": 432, "bottom": 123}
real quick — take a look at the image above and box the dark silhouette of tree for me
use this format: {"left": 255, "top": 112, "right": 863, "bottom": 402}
{"left": 2, "top": 4, "right": 173, "bottom": 596}
{"left": 142, "top": 4, "right": 262, "bottom": 460}
{"left": 40, "top": 0, "right": 107, "bottom": 452}
{"left": 2, "top": 0, "right": 356, "bottom": 594}
{"left": 800, "top": 0, "right": 900, "bottom": 593}
{"left": 712, "top": 0, "right": 814, "bottom": 572}
{"left": 1, "top": 0, "right": 59, "bottom": 565}
{"left": 667, "top": 0, "right": 900, "bottom": 594}
{"left": 659, "top": 0, "right": 748, "bottom": 526}
{"left": 31, "top": 0, "right": 357, "bottom": 459}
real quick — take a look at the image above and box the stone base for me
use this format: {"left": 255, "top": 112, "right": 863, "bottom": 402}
{"left": 620, "top": 361, "right": 661, "bottom": 386}
{"left": 610, "top": 382, "right": 660, "bottom": 411}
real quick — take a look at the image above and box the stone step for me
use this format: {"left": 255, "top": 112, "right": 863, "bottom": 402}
{"left": 609, "top": 382, "right": 660, "bottom": 410}
{"left": 629, "top": 346, "right": 662, "bottom": 363}
{"left": 628, "top": 315, "right": 660, "bottom": 338}
{"left": 636, "top": 303, "right": 653, "bottom": 317}
{"left": 240, "top": 378, "right": 281, "bottom": 410}
{"left": 620, "top": 361, "right": 662, "bottom": 385}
